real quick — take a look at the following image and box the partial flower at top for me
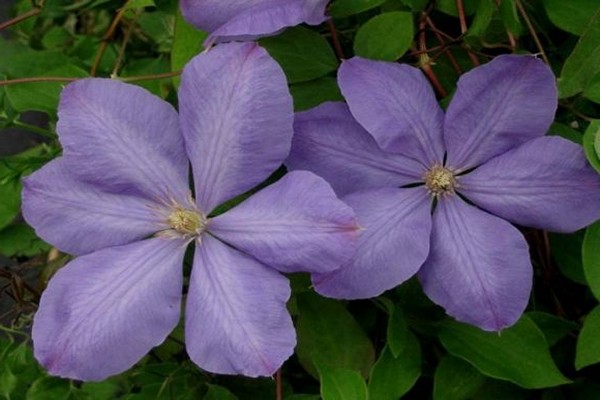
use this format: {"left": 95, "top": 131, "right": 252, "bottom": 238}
{"left": 180, "top": 0, "right": 330, "bottom": 45}
{"left": 287, "top": 54, "right": 600, "bottom": 331}
{"left": 22, "top": 42, "right": 358, "bottom": 381}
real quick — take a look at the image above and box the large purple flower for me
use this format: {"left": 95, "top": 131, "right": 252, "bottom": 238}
{"left": 287, "top": 55, "right": 600, "bottom": 331}
{"left": 180, "top": 0, "right": 330, "bottom": 44}
{"left": 22, "top": 42, "right": 358, "bottom": 381}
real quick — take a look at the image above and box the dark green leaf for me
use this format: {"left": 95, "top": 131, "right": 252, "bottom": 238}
{"left": 439, "top": 316, "right": 571, "bottom": 388}
{"left": 550, "top": 230, "right": 587, "bottom": 284}
{"left": 261, "top": 26, "right": 338, "bottom": 84}
{"left": 354, "top": 12, "right": 414, "bottom": 61}
{"left": 386, "top": 303, "right": 410, "bottom": 358}
{"left": 368, "top": 335, "right": 421, "bottom": 400}
{"left": 433, "top": 355, "right": 486, "bottom": 400}
{"left": 436, "top": 0, "right": 480, "bottom": 17}
{"left": 466, "top": 0, "right": 496, "bottom": 40}
{"left": 290, "top": 77, "right": 342, "bottom": 112}
{"left": 318, "top": 364, "right": 368, "bottom": 400}
{"left": 498, "top": 0, "right": 523, "bottom": 35}
{"left": 583, "top": 220, "right": 600, "bottom": 301}
{"left": 576, "top": 305, "right": 600, "bottom": 369}
{"left": 0, "top": 178, "right": 20, "bottom": 231}
{"left": 0, "top": 223, "right": 50, "bottom": 257}
{"left": 542, "top": 0, "right": 600, "bottom": 35}
{"left": 26, "top": 377, "right": 73, "bottom": 400}
{"left": 329, "top": 0, "right": 387, "bottom": 17}
{"left": 296, "top": 292, "right": 375, "bottom": 377}
{"left": 549, "top": 122, "right": 582, "bottom": 144}
{"left": 203, "top": 384, "right": 239, "bottom": 400}
{"left": 527, "top": 311, "right": 577, "bottom": 346}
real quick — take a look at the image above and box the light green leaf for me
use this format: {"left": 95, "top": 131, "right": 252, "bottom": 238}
{"left": 368, "top": 335, "right": 421, "bottom": 400}
{"left": 329, "top": 0, "right": 387, "bottom": 17}
{"left": 439, "top": 316, "right": 571, "bottom": 389}
{"left": 171, "top": 9, "right": 207, "bottom": 87}
{"left": 558, "top": 9, "right": 600, "bottom": 98}
{"left": 576, "top": 305, "right": 600, "bottom": 369}
{"left": 583, "top": 220, "right": 600, "bottom": 301}
{"left": 203, "top": 384, "right": 239, "bottom": 400}
{"left": 583, "top": 120, "right": 600, "bottom": 173}
{"left": 296, "top": 292, "right": 375, "bottom": 378}
{"left": 433, "top": 355, "right": 486, "bottom": 400}
{"left": 318, "top": 364, "right": 368, "bottom": 400}
{"left": 542, "top": 0, "right": 600, "bottom": 35}
{"left": 290, "top": 77, "right": 342, "bottom": 112}
{"left": 260, "top": 26, "right": 338, "bottom": 84}
{"left": 354, "top": 12, "right": 414, "bottom": 61}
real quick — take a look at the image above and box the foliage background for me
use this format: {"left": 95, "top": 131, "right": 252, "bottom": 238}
{"left": 2, "top": 0, "right": 600, "bottom": 399}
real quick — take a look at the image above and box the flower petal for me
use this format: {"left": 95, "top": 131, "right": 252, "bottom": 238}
{"left": 419, "top": 197, "right": 532, "bottom": 331}
{"left": 287, "top": 102, "right": 425, "bottom": 196}
{"left": 314, "top": 187, "right": 432, "bottom": 299}
{"left": 32, "top": 238, "right": 186, "bottom": 381}
{"left": 185, "top": 235, "right": 295, "bottom": 377}
{"left": 57, "top": 79, "right": 189, "bottom": 202}
{"left": 179, "top": 42, "right": 293, "bottom": 213}
{"left": 210, "top": 170, "right": 358, "bottom": 274}
{"left": 459, "top": 136, "right": 600, "bottom": 232}
{"left": 181, "top": 0, "right": 328, "bottom": 44}
{"left": 444, "top": 55, "right": 557, "bottom": 170}
{"left": 22, "top": 159, "right": 165, "bottom": 255}
{"left": 337, "top": 57, "right": 445, "bottom": 165}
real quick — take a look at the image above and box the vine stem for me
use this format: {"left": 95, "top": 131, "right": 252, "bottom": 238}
{"left": 0, "top": 7, "right": 41, "bottom": 31}
{"left": 0, "top": 70, "right": 182, "bottom": 86}
{"left": 90, "top": 7, "right": 128, "bottom": 76}
{"left": 326, "top": 19, "right": 345, "bottom": 60}
{"left": 275, "top": 368, "right": 282, "bottom": 400}
{"left": 418, "top": 13, "right": 447, "bottom": 97}
{"left": 455, "top": 0, "right": 480, "bottom": 66}
{"left": 515, "top": 0, "right": 549, "bottom": 64}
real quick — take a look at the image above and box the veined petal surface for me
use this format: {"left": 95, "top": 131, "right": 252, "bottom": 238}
{"left": 314, "top": 187, "right": 432, "bottom": 299}
{"left": 181, "top": 0, "right": 328, "bottom": 43}
{"left": 338, "top": 57, "right": 445, "bottom": 165}
{"left": 32, "top": 238, "right": 186, "bottom": 381}
{"left": 57, "top": 79, "right": 189, "bottom": 202}
{"left": 287, "top": 102, "right": 425, "bottom": 196}
{"left": 179, "top": 42, "right": 293, "bottom": 214}
{"left": 444, "top": 55, "right": 557, "bottom": 170}
{"left": 210, "top": 171, "right": 358, "bottom": 274}
{"left": 185, "top": 235, "right": 295, "bottom": 377}
{"left": 22, "top": 159, "right": 164, "bottom": 255}
{"left": 460, "top": 136, "right": 600, "bottom": 232}
{"left": 419, "top": 197, "right": 532, "bottom": 331}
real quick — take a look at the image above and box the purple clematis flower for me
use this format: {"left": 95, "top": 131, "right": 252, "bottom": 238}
{"left": 180, "top": 0, "right": 330, "bottom": 44}
{"left": 22, "top": 42, "right": 358, "bottom": 381}
{"left": 287, "top": 54, "right": 600, "bottom": 331}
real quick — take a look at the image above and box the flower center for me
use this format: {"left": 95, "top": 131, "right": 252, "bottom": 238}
{"left": 167, "top": 207, "right": 206, "bottom": 237}
{"left": 424, "top": 165, "right": 457, "bottom": 195}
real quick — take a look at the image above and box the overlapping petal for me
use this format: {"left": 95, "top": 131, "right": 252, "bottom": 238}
{"left": 32, "top": 238, "right": 186, "bottom": 381}
{"left": 419, "top": 197, "right": 532, "bottom": 331}
{"left": 444, "top": 55, "right": 557, "bottom": 170}
{"left": 210, "top": 170, "right": 358, "bottom": 274}
{"left": 185, "top": 235, "right": 295, "bottom": 377}
{"left": 313, "top": 187, "right": 432, "bottom": 299}
{"left": 287, "top": 102, "right": 425, "bottom": 196}
{"left": 57, "top": 79, "right": 189, "bottom": 202}
{"left": 179, "top": 42, "right": 293, "bottom": 214}
{"left": 180, "top": 0, "right": 329, "bottom": 44}
{"left": 22, "top": 159, "right": 164, "bottom": 255}
{"left": 338, "top": 57, "right": 445, "bottom": 165}
{"left": 460, "top": 136, "right": 600, "bottom": 232}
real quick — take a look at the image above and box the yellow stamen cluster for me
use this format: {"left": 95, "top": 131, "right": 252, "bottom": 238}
{"left": 424, "top": 165, "right": 457, "bottom": 196}
{"left": 167, "top": 207, "right": 206, "bottom": 237}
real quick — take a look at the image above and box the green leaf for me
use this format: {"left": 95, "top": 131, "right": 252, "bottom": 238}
{"left": 438, "top": 316, "right": 571, "bottom": 389}
{"left": 0, "top": 223, "right": 50, "bottom": 257}
{"left": 466, "top": 0, "right": 496, "bottom": 40}
{"left": 368, "top": 335, "right": 421, "bottom": 400}
{"left": 26, "top": 377, "right": 73, "bottom": 400}
{"left": 5, "top": 64, "right": 88, "bottom": 113}
{"left": 260, "top": 26, "right": 338, "bottom": 84}
{"left": 398, "top": 0, "right": 429, "bottom": 11}
{"left": 542, "top": 0, "right": 600, "bottom": 35}
{"left": 498, "top": 0, "right": 522, "bottom": 35}
{"left": 296, "top": 292, "right": 375, "bottom": 378}
{"left": 527, "top": 311, "right": 578, "bottom": 346}
{"left": 0, "top": 178, "right": 20, "bottom": 231}
{"left": 80, "top": 380, "right": 123, "bottom": 400}
{"left": 558, "top": 9, "right": 600, "bottom": 98}
{"left": 548, "top": 122, "right": 582, "bottom": 144}
{"left": 436, "top": 0, "right": 480, "bottom": 17}
{"left": 386, "top": 303, "right": 410, "bottom": 358}
{"left": 550, "top": 230, "right": 587, "bottom": 284}
{"left": 124, "top": 0, "right": 155, "bottom": 9}
{"left": 471, "top": 380, "right": 529, "bottom": 400}
{"left": 353, "top": 12, "right": 414, "bottom": 61}
{"left": 290, "top": 77, "right": 342, "bottom": 112}
{"left": 583, "top": 220, "right": 600, "bottom": 301}
{"left": 583, "top": 120, "right": 600, "bottom": 173}
{"left": 318, "top": 364, "right": 368, "bottom": 400}
{"left": 203, "top": 384, "right": 239, "bottom": 400}
{"left": 171, "top": 9, "right": 207, "bottom": 87}
{"left": 433, "top": 355, "right": 486, "bottom": 400}
{"left": 329, "top": 0, "right": 387, "bottom": 17}
{"left": 0, "top": 368, "right": 17, "bottom": 399}
{"left": 576, "top": 305, "right": 600, "bottom": 369}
